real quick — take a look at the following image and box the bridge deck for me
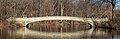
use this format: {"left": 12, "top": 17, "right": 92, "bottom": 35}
{"left": 11, "top": 16, "right": 109, "bottom": 26}
{"left": 15, "top": 16, "right": 108, "bottom": 21}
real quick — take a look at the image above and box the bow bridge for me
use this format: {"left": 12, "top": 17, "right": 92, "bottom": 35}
{"left": 7, "top": 16, "right": 109, "bottom": 27}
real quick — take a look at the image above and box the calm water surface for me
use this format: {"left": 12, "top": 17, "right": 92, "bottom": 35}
{"left": 0, "top": 26, "right": 120, "bottom": 39}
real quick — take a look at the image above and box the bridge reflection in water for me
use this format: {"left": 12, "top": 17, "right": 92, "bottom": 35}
{"left": 0, "top": 26, "right": 119, "bottom": 39}
{"left": 16, "top": 27, "right": 93, "bottom": 37}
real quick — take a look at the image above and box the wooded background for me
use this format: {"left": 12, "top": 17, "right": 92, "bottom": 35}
{"left": 0, "top": 0, "right": 115, "bottom": 20}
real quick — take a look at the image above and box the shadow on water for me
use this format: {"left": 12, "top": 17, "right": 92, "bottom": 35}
{"left": 0, "top": 26, "right": 120, "bottom": 39}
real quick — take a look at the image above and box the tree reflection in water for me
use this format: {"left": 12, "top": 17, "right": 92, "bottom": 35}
{"left": 0, "top": 26, "right": 120, "bottom": 39}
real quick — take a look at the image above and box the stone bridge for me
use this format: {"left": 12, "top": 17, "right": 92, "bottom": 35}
{"left": 7, "top": 16, "right": 109, "bottom": 27}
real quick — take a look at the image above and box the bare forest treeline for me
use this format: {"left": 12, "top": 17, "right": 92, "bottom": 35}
{"left": 1, "top": 0, "right": 119, "bottom": 29}
{"left": 0, "top": 0, "right": 114, "bottom": 20}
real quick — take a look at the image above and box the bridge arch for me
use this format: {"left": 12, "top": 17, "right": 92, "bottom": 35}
{"left": 25, "top": 20, "right": 93, "bottom": 28}
{"left": 22, "top": 16, "right": 94, "bottom": 27}
{"left": 13, "top": 16, "right": 108, "bottom": 27}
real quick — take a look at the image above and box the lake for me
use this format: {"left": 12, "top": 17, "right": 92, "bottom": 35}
{"left": 0, "top": 26, "right": 120, "bottom": 39}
